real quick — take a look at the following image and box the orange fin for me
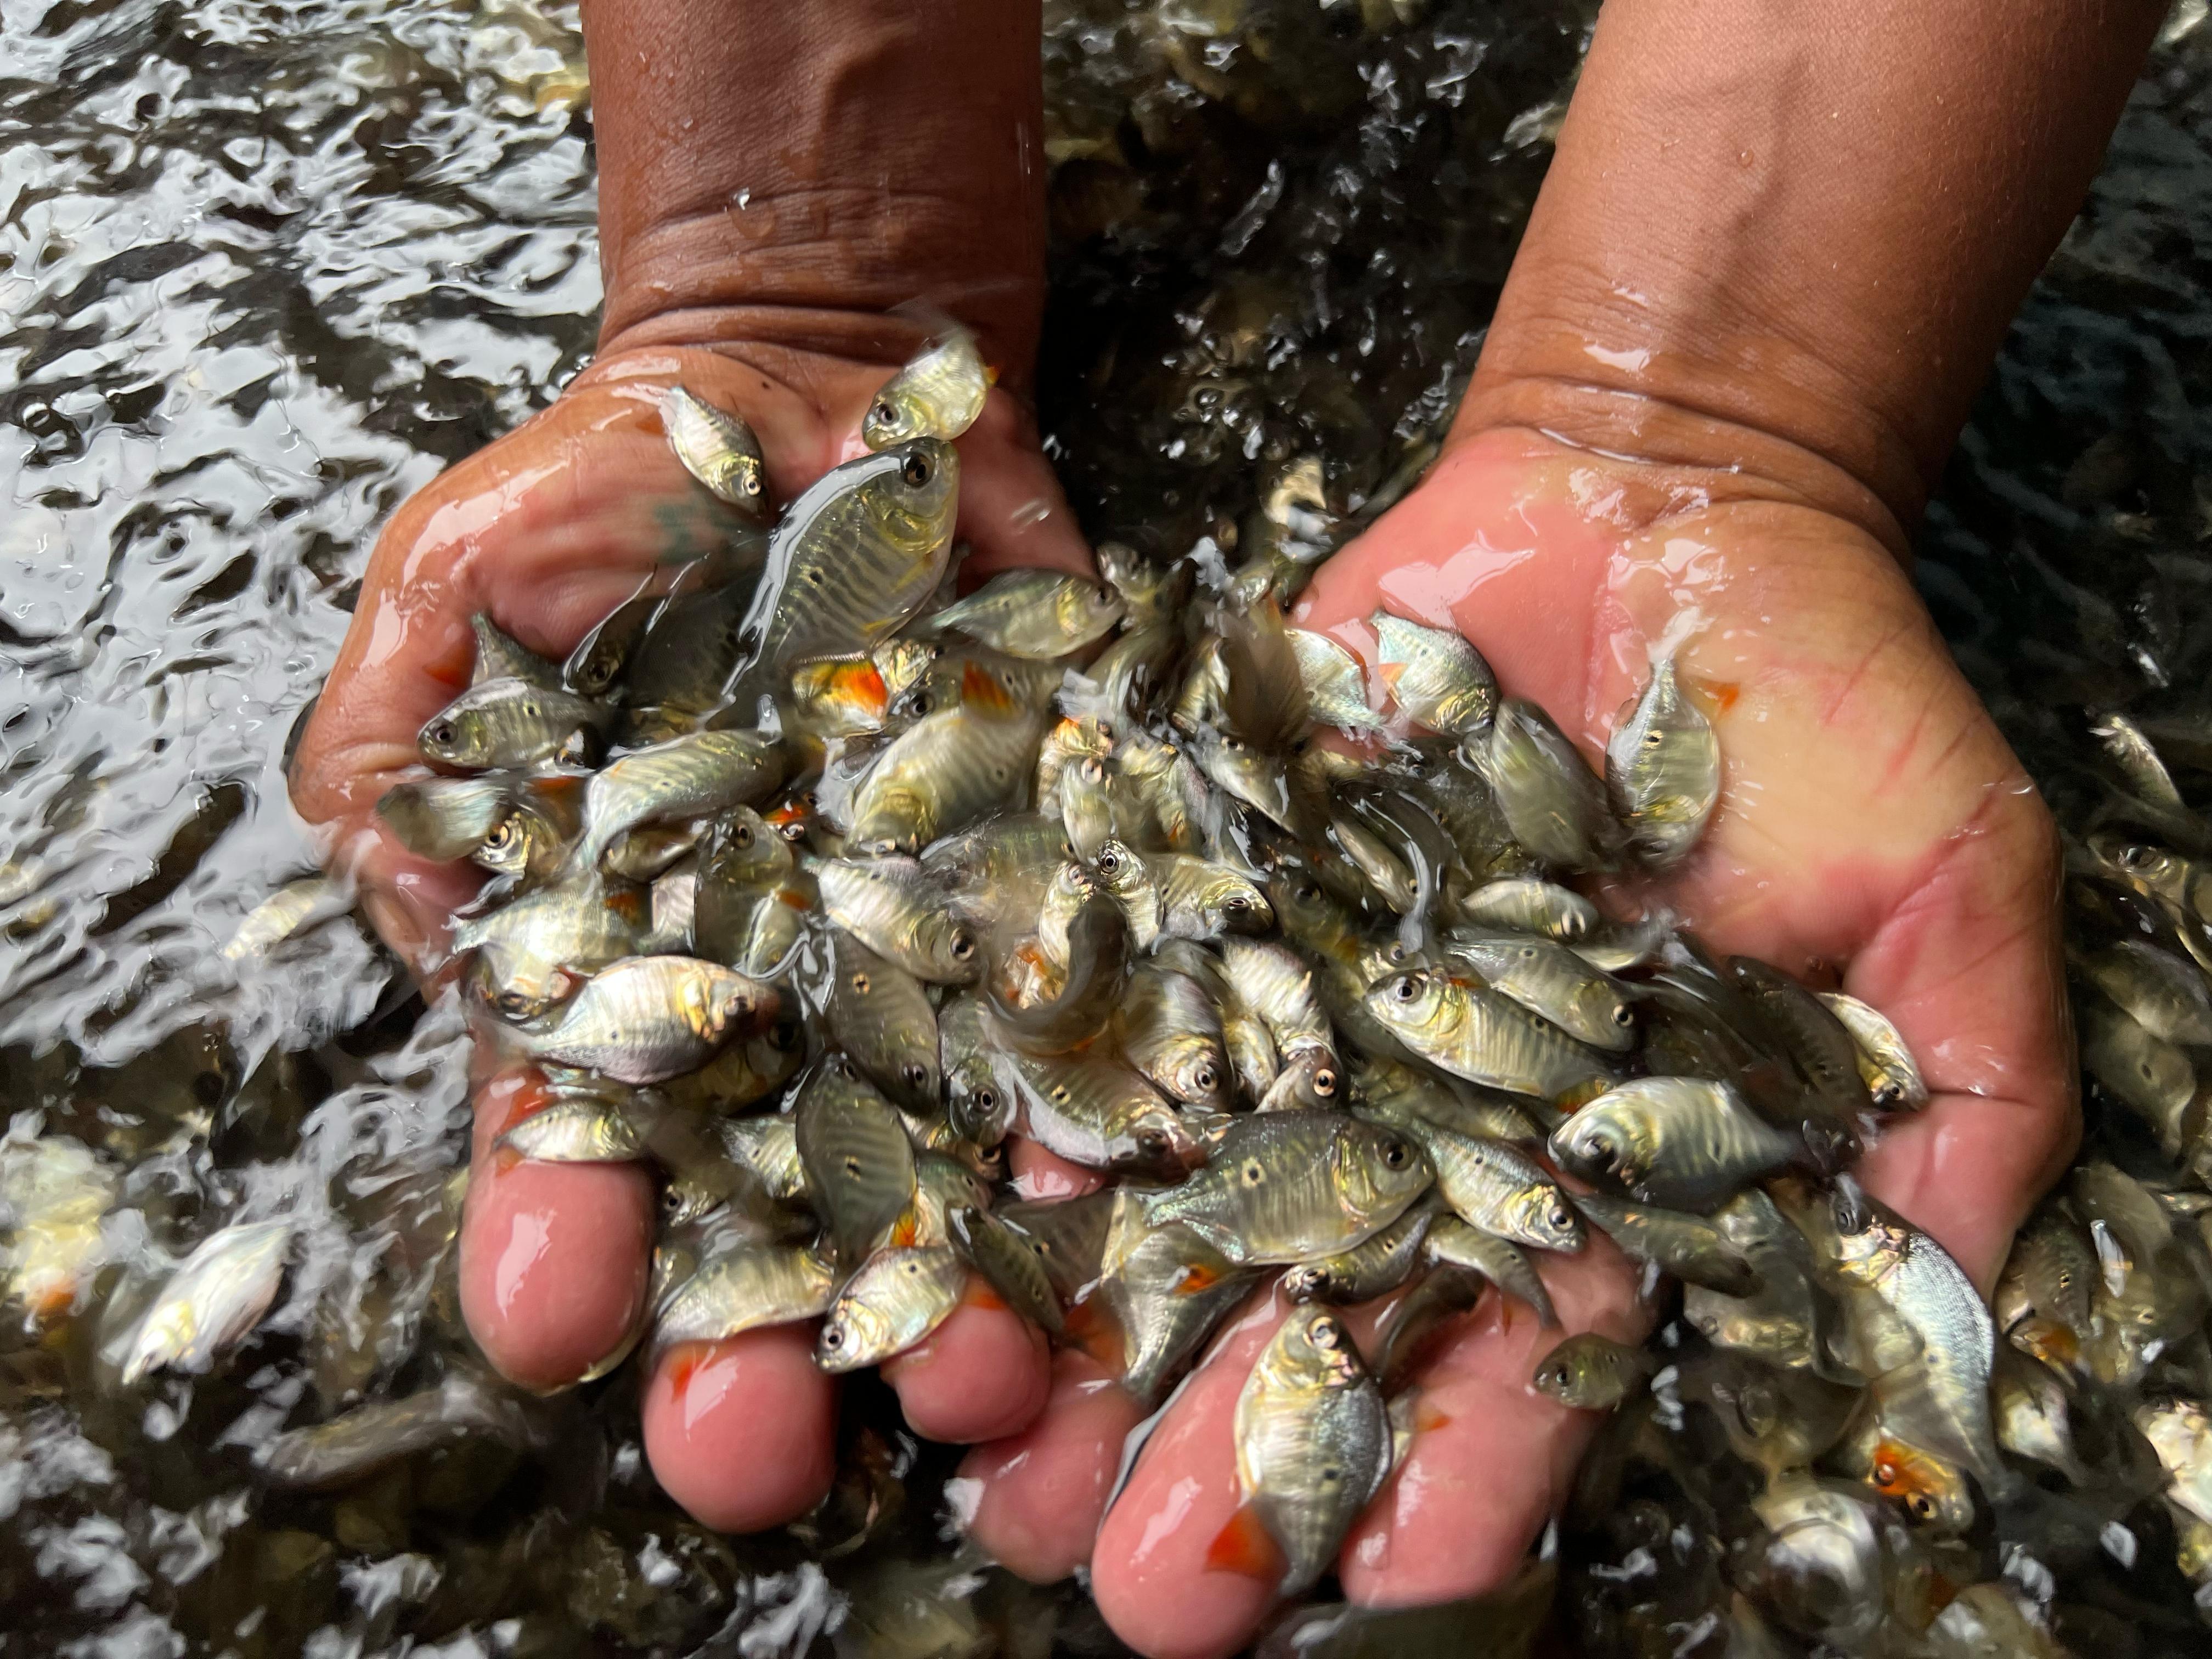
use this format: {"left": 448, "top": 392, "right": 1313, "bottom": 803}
{"left": 1205, "top": 1504, "right": 1286, "bottom": 1584}
{"left": 1414, "top": 1399, "right": 1454, "bottom": 1434}
{"left": 1173, "top": 1262, "right": 1226, "bottom": 1296}
{"left": 1059, "top": 1297, "right": 1125, "bottom": 1370}
{"left": 961, "top": 661, "right": 1018, "bottom": 715}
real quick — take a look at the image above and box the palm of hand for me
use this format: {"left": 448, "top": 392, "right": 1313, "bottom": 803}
{"left": 291, "top": 341, "right": 1088, "bottom": 1528}
{"left": 956, "top": 426, "right": 2071, "bottom": 1659}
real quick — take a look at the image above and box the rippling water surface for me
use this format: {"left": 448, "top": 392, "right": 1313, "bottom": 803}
{"left": 3, "top": 0, "right": 2210, "bottom": 1652}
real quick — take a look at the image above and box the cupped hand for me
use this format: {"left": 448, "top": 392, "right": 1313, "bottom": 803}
{"left": 957, "top": 423, "right": 2073, "bottom": 1659}
{"left": 290, "top": 335, "right": 1087, "bottom": 1530}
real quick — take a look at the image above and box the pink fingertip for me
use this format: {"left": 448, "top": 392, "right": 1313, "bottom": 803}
{"left": 642, "top": 1331, "right": 839, "bottom": 1533}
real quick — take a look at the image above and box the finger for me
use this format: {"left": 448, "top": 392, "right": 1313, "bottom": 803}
{"left": 956, "top": 1348, "right": 1147, "bottom": 1583}
{"left": 1339, "top": 1237, "right": 1646, "bottom": 1606}
{"left": 884, "top": 1275, "right": 1052, "bottom": 1443}
{"left": 459, "top": 1065, "right": 654, "bottom": 1390}
{"left": 1088, "top": 1288, "right": 1294, "bottom": 1659}
{"left": 641, "top": 1329, "right": 839, "bottom": 1532}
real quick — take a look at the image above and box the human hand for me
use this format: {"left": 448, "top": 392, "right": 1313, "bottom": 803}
{"left": 289, "top": 335, "right": 1088, "bottom": 1528}
{"left": 953, "top": 421, "right": 2073, "bottom": 1658}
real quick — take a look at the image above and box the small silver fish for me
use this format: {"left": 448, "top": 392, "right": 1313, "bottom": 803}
{"left": 1477, "top": 698, "right": 1619, "bottom": 871}
{"left": 1421, "top": 1217, "right": 1559, "bottom": 1325}
{"left": 825, "top": 931, "right": 942, "bottom": 1112}
{"left": 652, "top": 1243, "right": 837, "bottom": 1359}
{"left": 376, "top": 776, "right": 515, "bottom": 861}
{"left": 817, "top": 856, "right": 981, "bottom": 983}
{"left": 1531, "top": 1331, "right": 1653, "bottom": 1409}
{"left": 121, "top": 1220, "right": 294, "bottom": 1385}
{"left": 1371, "top": 612, "right": 1496, "bottom": 738}
{"left": 1288, "top": 628, "right": 1385, "bottom": 735}
{"left": 794, "top": 1060, "right": 920, "bottom": 1266}
{"left": 1365, "top": 967, "right": 1615, "bottom": 1102}
{"left": 661, "top": 385, "right": 769, "bottom": 516}
{"left": 1443, "top": 931, "right": 1635, "bottom": 1052}
{"left": 1553, "top": 1077, "right": 1801, "bottom": 1210}
{"left": 1817, "top": 991, "right": 1930, "bottom": 1111}
{"left": 494, "top": 1093, "right": 651, "bottom": 1163}
{"left": 816, "top": 1245, "right": 966, "bottom": 1371}
{"left": 520, "top": 956, "right": 771, "bottom": 1084}
{"left": 1141, "top": 1111, "right": 1431, "bottom": 1266}
{"left": 861, "top": 325, "right": 991, "bottom": 447}
{"left": 926, "top": 570, "right": 1125, "bottom": 659}
{"left": 1215, "top": 1305, "right": 1391, "bottom": 1596}
{"left": 569, "top": 729, "right": 785, "bottom": 874}
{"left": 1605, "top": 656, "right": 1719, "bottom": 869}
{"left": 419, "top": 676, "right": 604, "bottom": 770}
{"left": 223, "top": 876, "right": 341, "bottom": 961}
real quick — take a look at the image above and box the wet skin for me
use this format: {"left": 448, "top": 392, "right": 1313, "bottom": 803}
{"left": 956, "top": 424, "right": 2072, "bottom": 1659}
{"left": 297, "top": 371, "right": 2070, "bottom": 1657}
{"left": 292, "top": 340, "right": 1090, "bottom": 1523}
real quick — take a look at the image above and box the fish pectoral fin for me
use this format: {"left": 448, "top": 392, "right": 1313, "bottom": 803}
{"left": 1205, "top": 1503, "right": 1287, "bottom": 1587}
{"left": 1059, "top": 1296, "right": 1126, "bottom": 1371}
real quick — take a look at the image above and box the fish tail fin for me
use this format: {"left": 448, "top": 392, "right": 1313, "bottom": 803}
{"left": 1205, "top": 1504, "right": 1286, "bottom": 1585}
{"left": 1060, "top": 1297, "right": 1126, "bottom": 1372}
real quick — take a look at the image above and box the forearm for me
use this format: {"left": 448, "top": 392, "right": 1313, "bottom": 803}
{"left": 582, "top": 0, "right": 1046, "bottom": 381}
{"left": 1463, "top": 0, "right": 2165, "bottom": 549}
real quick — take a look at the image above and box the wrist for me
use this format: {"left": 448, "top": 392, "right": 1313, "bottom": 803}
{"left": 583, "top": 0, "right": 1046, "bottom": 386}
{"left": 1452, "top": 364, "right": 1914, "bottom": 564}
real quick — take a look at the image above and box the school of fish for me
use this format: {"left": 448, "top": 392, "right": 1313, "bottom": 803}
{"left": 106, "top": 324, "right": 2212, "bottom": 1654}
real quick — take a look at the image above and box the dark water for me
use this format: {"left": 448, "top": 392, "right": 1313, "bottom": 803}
{"left": 1, "top": 0, "right": 2208, "bottom": 1652}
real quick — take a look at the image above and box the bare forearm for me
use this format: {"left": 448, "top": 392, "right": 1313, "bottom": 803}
{"left": 582, "top": 0, "right": 1046, "bottom": 379}
{"left": 1464, "top": 0, "right": 2165, "bottom": 548}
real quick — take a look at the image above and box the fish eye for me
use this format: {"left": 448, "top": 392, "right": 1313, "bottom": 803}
{"left": 1872, "top": 1082, "right": 1902, "bottom": 1108}
{"left": 1294, "top": 879, "right": 1321, "bottom": 902}
{"left": 1386, "top": 942, "right": 1406, "bottom": 963}
{"left": 1906, "top": 1494, "right": 1935, "bottom": 1521}
{"left": 1138, "top": 1128, "right": 1170, "bottom": 1154}
{"left": 1194, "top": 1065, "right": 1217, "bottom": 1091}
{"left": 1549, "top": 1204, "right": 1573, "bottom": 1229}
{"left": 1381, "top": 1138, "right": 1409, "bottom": 1169}
{"left": 822, "top": 1327, "right": 844, "bottom": 1350}
{"left": 1096, "top": 848, "right": 1121, "bottom": 874}
{"left": 742, "top": 473, "right": 763, "bottom": 497}
{"left": 975, "top": 1086, "right": 998, "bottom": 1111}
{"left": 1312, "top": 1067, "right": 1339, "bottom": 1097}
{"left": 1612, "top": 1005, "right": 1634, "bottom": 1027}
{"left": 780, "top": 821, "right": 807, "bottom": 843}
{"left": 2121, "top": 844, "right": 2152, "bottom": 869}
{"left": 1224, "top": 895, "right": 1250, "bottom": 913}
{"left": 901, "top": 453, "right": 931, "bottom": 487}
{"left": 733, "top": 824, "right": 753, "bottom": 847}
{"left": 909, "top": 691, "right": 934, "bottom": 714}
{"left": 873, "top": 399, "right": 899, "bottom": 427}
{"left": 832, "top": 1056, "right": 856, "bottom": 1079}
{"left": 430, "top": 721, "right": 455, "bottom": 747}
{"left": 1391, "top": 974, "right": 1420, "bottom": 1003}
{"left": 902, "top": 1062, "right": 930, "bottom": 1090}
{"left": 1874, "top": 1458, "right": 1898, "bottom": 1483}
{"left": 950, "top": 930, "right": 977, "bottom": 960}
{"left": 850, "top": 972, "right": 871, "bottom": 995}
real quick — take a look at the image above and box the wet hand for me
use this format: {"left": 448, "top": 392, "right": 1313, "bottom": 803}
{"left": 957, "top": 425, "right": 2071, "bottom": 1659}
{"left": 289, "top": 338, "right": 1087, "bottom": 1529}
